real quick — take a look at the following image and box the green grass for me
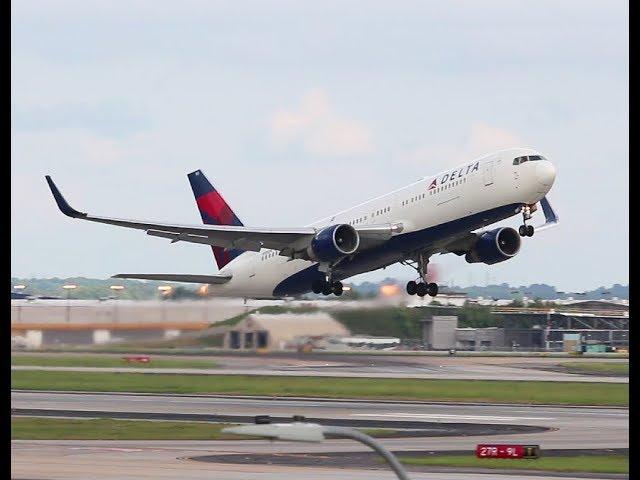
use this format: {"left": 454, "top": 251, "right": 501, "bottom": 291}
{"left": 400, "top": 454, "right": 628, "bottom": 474}
{"left": 560, "top": 362, "right": 629, "bottom": 375}
{"left": 11, "top": 417, "right": 241, "bottom": 440}
{"left": 11, "top": 417, "right": 395, "bottom": 440}
{"left": 11, "top": 371, "right": 628, "bottom": 406}
{"left": 11, "top": 354, "right": 217, "bottom": 369}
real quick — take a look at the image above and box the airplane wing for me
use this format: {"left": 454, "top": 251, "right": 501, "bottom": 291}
{"left": 111, "top": 273, "right": 232, "bottom": 284}
{"left": 46, "top": 176, "right": 401, "bottom": 258}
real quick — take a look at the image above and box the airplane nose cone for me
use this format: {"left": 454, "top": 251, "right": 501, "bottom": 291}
{"left": 536, "top": 161, "right": 556, "bottom": 187}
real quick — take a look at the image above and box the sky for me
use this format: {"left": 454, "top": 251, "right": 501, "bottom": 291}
{"left": 11, "top": 1, "right": 628, "bottom": 291}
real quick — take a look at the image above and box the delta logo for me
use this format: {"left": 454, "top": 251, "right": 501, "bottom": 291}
{"left": 428, "top": 161, "right": 480, "bottom": 189}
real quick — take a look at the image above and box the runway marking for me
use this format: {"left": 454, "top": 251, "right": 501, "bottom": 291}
{"left": 69, "top": 447, "right": 146, "bottom": 452}
{"left": 350, "top": 413, "right": 555, "bottom": 422}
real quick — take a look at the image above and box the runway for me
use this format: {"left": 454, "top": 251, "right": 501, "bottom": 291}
{"left": 12, "top": 391, "right": 628, "bottom": 450}
{"left": 10, "top": 352, "right": 629, "bottom": 383}
{"left": 12, "top": 389, "right": 628, "bottom": 479}
{"left": 13, "top": 441, "right": 621, "bottom": 480}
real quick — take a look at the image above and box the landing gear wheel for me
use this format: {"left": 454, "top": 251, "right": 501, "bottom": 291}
{"left": 416, "top": 282, "right": 427, "bottom": 297}
{"left": 427, "top": 282, "right": 439, "bottom": 297}
{"left": 322, "top": 283, "right": 332, "bottom": 296}
{"left": 312, "top": 279, "right": 324, "bottom": 294}
{"left": 526, "top": 225, "right": 534, "bottom": 237}
{"left": 332, "top": 281, "right": 343, "bottom": 296}
{"left": 519, "top": 225, "right": 527, "bottom": 237}
{"left": 406, "top": 281, "right": 417, "bottom": 296}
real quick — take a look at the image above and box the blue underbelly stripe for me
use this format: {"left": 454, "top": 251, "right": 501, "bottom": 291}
{"left": 272, "top": 203, "right": 521, "bottom": 297}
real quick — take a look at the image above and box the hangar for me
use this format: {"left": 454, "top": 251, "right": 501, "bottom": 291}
{"left": 224, "top": 312, "right": 350, "bottom": 351}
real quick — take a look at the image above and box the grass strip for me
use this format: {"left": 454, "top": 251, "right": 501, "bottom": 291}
{"left": 11, "top": 355, "right": 217, "bottom": 369}
{"left": 560, "top": 362, "right": 629, "bottom": 375}
{"left": 11, "top": 371, "right": 628, "bottom": 406}
{"left": 11, "top": 417, "right": 395, "bottom": 440}
{"left": 400, "top": 454, "right": 628, "bottom": 474}
{"left": 12, "top": 417, "right": 241, "bottom": 440}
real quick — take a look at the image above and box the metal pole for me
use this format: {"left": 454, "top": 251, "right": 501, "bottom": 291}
{"left": 322, "top": 426, "right": 411, "bottom": 480}
{"left": 545, "top": 311, "right": 551, "bottom": 351}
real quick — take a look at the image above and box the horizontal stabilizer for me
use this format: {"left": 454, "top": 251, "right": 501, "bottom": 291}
{"left": 111, "top": 273, "right": 232, "bottom": 284}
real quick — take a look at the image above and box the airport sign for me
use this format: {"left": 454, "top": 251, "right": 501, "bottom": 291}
{"left": 476, "top": 444, "right": 540, "bottom": 459}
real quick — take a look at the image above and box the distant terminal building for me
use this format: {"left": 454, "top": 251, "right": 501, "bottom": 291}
{"left": 224, "top": 312, "right": 350, "bottom": 351}
{"left": 418, "top": 303, "right": 629, "bottom": 351}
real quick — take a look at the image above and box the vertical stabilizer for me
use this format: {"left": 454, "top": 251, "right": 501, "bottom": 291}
{"left": 188, "top": 170, "right": 245, "bottom": 269}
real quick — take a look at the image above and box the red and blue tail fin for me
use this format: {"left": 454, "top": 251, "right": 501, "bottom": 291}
{"left": 188, "top": 170, "right": 245, "bottom": 269}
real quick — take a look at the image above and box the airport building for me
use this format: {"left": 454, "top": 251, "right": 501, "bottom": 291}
{"left": 224, "top": 312, "right": 350, "bottom": 351}
{"left": 419, "top": 300, "right": 629, "bottom": 351}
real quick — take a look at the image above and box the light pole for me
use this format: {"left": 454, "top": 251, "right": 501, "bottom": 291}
{"left": 223, "top": 419, "right": 411, "bottom": 480}
{"left": 157, "top": 286, "right": 172, "bottom": 322}
{"left": 62, "top": 284, "right": 77, "bottom": 323}
{"left": 110, "top": 285, "right": 125, "bottom": 323}
{"left": 13, "top": 285, "right": 27, "bottom": 323}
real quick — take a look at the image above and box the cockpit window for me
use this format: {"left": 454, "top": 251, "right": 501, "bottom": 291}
{"left": 513, "top": 155, "right": 547, "bottom": 165}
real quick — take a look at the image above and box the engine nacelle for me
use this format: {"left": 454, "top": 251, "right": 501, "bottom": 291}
{"left": 308, "top": 224, "right": 360, "bottom": 263}
{"left": 465, "top": 227, "right": 521, "bottom": 265}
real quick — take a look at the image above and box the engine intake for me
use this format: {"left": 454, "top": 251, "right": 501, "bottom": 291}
{"left": 465, "top": 227, "right": 521, "bottom": 265}
{"left": 308, "top": 224, "right": 360, "bottom": 263}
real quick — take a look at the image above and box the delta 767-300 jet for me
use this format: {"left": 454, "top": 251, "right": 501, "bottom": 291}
{"left": 46, "top": 147, "right": 558, "bottom": 299}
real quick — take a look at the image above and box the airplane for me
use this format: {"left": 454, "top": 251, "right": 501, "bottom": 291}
{"left": 45, "top": 147, "right": 558, "bottom": 299}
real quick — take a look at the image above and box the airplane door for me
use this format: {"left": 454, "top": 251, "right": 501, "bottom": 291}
{"left": 483, "top": 161, "right": 494, "bottom": 186}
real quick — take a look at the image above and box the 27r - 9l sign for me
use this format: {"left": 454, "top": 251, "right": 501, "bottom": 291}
{"left": 476, "top": 444, "right": 540, "bottom": 459}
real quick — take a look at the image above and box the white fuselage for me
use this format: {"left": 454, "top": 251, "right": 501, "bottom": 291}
{"left": 212, "top": 148, "right": 556, "bottom": 298}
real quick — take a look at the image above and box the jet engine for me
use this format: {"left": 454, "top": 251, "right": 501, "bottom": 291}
{"left": 307, "top": 224, "right": 360, "bottom": 263}
{"left": 465, "top": 227, "right": 521, "bottom": 265}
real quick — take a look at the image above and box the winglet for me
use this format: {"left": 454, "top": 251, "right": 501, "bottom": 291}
{"left": 45, "top": 176, "right": 87, "bottom": 218}
{"left": 536, "top": 196, "right": 559, "bottom": 231}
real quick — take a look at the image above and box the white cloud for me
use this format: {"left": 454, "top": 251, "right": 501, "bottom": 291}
{"left": 269, "top": 90, "right": 374, "bottom": 156}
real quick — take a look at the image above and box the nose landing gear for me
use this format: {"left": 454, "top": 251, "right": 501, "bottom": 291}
{"left": 519, "top": 205, "right": 535, "bottom": 237}
{"left": 519, "top": 224, "right": 534, "bottom": 237}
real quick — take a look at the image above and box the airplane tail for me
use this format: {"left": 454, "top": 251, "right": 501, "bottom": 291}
{"left": 188, "top": 170, "right": 245, "bottom": 269}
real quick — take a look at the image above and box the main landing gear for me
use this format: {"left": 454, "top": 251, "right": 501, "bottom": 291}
{"left": 312, "top": 277, "right": 344, "bottom": 296}
{"left": 406, "top": 280, "right": 438, "bottom": 297}
{"left": 519, "top": 205, "right": 535, "bottom": 237}
{"left": 402, "top": 252, "right": 439, "bottom": 297}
